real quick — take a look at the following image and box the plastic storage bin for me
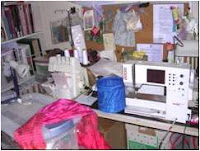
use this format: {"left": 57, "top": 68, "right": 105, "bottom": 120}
{"left": 97, "top": 76, "right": 125, "bottom": 113}
{"left": 43, "top": 119, "right": 79, "bottom": 149}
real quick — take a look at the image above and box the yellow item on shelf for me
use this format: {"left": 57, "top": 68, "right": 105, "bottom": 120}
{"left": 132, "top": 51, "right": 146, "bottom": 59}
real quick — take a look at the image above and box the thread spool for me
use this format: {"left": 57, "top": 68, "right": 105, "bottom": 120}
{"left": 64, "top": 49, "right": 70, "bottom": 57}
{"left": 82, "top": 50, "right": 89, "bottom": 65}
{"left": 74, "top": 49, "right": 79, "bottom": 59}
{"left": 78, "top": 50, "right": 83, "bottom": 63}
{"left": 168, "top": 51, "right": 175, "bottom": 63}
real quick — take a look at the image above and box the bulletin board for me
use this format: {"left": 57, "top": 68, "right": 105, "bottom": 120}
{"left": 85, "top": 2, "right": 188, "bottom": 52}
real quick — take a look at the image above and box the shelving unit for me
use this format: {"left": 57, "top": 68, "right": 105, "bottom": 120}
{"left": 1, "top": 75, "right": 35, "bottom": 93}
{"left": 1, "top": 1, "right": 43, "bottom": 95}
{"left": 1, "top": 32, "right": 43, "bottom": 45}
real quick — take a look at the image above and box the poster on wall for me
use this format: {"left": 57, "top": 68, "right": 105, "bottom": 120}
{"left": 50, "top": 18, "right": 69, "bottom": 44}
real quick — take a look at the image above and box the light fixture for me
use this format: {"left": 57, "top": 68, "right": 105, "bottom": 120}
{"left": 9, "top": 61, "right": 30, "bottom": 78}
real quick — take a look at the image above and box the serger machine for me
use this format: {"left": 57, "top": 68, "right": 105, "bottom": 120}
{"left": 42, "top": 55, "right": 89, "bottom": 99}
{"left": 123, "top": 61, "right": 194, "bottom": 123}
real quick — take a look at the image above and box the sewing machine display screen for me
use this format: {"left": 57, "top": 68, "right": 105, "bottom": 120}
{"left": 147, "top": 69, "right": 165, "bottom": 84}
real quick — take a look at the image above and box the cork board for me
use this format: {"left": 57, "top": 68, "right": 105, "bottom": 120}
{"left": 85, "top": 2, "right": 188, "bottom": 54}
{"left": 103, "top": 3, "right": 153, "bottom": 45}
{"left": 85, "top": 3, "right": 153, "bottom": 51}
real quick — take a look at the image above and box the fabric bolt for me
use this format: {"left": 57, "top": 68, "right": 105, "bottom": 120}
{"left": 14, "top": 99, "right": 110, "bottom": 149}
{"left": 112, "top": 10, "right": 136, "bottom": 47}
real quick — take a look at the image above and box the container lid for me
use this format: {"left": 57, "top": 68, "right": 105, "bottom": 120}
{"left": 43, "top": 119, "right": 74, "bottom": 140}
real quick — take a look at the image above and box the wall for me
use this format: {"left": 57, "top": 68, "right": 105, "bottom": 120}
{"left": 189, "top": 1, "right": 199, "bottom": 21}
{"left": 31, "top": 1, "right": 82, "bottom": 51}
{"left": 30, "top": 1, "right": 198, "bottom": 52}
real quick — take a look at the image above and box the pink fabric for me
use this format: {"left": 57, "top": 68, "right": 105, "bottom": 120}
{"left": 14, "top": 99, "right": 110, "bottom": 149}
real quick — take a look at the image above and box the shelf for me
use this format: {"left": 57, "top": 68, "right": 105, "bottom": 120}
{"left": 1, "top": 76, "right": 35, "bottom": 93}
{"left": 1, "top": 32, "right": 43, "bottom": 45}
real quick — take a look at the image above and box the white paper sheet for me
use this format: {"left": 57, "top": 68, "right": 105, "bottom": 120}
{"left": 137, "top": 44, "right": 163, "bottom": 62}
{"left": 103, "top": 33, "right": 116, "bottom": 50}
{"left": 71, "top": 25, "right": 87, "bottom": 51}
{"left": 75, "top": 94, "right": 97, "bottom": 106}
{"left": 153, "top": 4, "right": 184, "bottom": 43}
{"left": 99, "top": 49, "right": 117, "bottom": 62}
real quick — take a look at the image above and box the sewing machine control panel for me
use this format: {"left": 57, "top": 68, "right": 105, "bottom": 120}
{"left": 166, "top": 70, "right": 189, "bottom": 97}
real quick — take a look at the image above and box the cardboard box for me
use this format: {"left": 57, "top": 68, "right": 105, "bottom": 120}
{"left": 98, "top": 118, "right": 126, "bottom": 149}
{"left": 125, "top": 124, "right": 171, "bottom": 149}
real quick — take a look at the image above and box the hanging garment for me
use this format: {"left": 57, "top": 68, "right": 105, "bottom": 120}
{"left": 14, "top": 99, "right": 111, "bottom": 149}
{"left": 112, "top": 10, "right": 136, "bottom": 47}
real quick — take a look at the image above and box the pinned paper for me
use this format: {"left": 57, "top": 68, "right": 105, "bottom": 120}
{"left": 103, "top": 33, "right": 116, "bottom": 50}
{"left": 153, "top": 4, "right": 184, "bottom": 43}
{"left": 137, "top": 44, "right": 163, "bottom": 62}
{"left": 83, "top": 10, "right": 95, "bottom": 31}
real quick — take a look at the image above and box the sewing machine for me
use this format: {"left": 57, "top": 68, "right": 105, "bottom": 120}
{"left": 42, "top": 55, "right": 89, "bottom": 99}
{"left": 123, "top": 61, "right": 194, "bottom": 123}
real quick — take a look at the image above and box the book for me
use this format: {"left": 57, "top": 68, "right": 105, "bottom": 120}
{"left": 1, "top": 6, "right": 12, "bottom": 39}
{"left": 18, "top": 4, "right": 28, "bottom": 35}
{"left": 23, "top": 3, "right": 32, "bottom": 34}
{"left": 17, "top": 38, "right": 42, "bottom": 57}
{"left": 10, "top": 5, "right": 22, "bottom": 37}
{"left": 28, "top": 4, "right": 34, "bottom": 33}
{"left": 4, "top": 6, "right": 16, "bottom": 38}
{"left": 2, "top": 2, "right": 35, "bottom": 39}
{"left": 1, "top": 19, "right": 8, "bottom": 41}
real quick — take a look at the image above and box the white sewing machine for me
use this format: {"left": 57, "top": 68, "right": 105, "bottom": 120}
{"left": 42, "top": 55, "right": 89, "bottom": 99}
{"left": 123, "top": 61, "right": 194, "bottom": 123}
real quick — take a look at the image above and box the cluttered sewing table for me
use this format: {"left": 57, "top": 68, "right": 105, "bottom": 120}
{"left": 1, "top": 93, "right": 198, "bottom": 149}
{"left": 1, "top": 90, "right": 198, "bottom": 137}
{"left": 1, "top": 58, "right": 199, "bottom": 150}
{"left": 1, "top": 57, "right": 199, "bottom": 149}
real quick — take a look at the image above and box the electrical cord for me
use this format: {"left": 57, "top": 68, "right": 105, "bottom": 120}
{"left": 169, "top": 115, "right": 192, "bottom": 149}
{"left": 192, "top": 136, "right": 197, "bottom": 149}
{"left": 159, "top": 118, "right": 177, "bottom": 149}
{"left": 182, "top": 124, "right": 187, "bottom": 149}
{"left": 169, "top": 133, "right": 182, "bottom": 149}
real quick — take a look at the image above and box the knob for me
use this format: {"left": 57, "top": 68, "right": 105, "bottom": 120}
{"left": 180, "top": 74, "right": 184, "bottom": 78}
{"left": 180, "top": 82, "right": 183, "bottom": 85}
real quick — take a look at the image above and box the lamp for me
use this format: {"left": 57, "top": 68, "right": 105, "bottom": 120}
{"left": 9, "top": 61, "right": 30, "bottom": 78}
{"left": 2, "top": 60, "right": 29, "bottom": 104}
